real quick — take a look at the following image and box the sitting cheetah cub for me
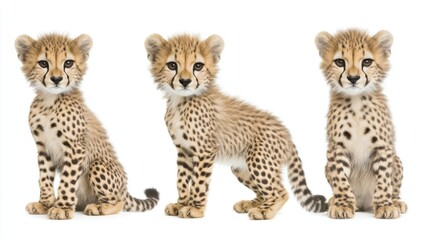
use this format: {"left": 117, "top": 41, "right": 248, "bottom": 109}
{"left": 16, "top": 33, "right": 159, "bottom": 220}
{"left": 315, "top": 29, "right": 407, "bottom": 219}
{"left": 145, "top": 33, "right": 327, "bottom": 220}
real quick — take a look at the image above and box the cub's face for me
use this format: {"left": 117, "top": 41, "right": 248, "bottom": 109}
{"left": 15, "top": 34, "right": 92, "bottom": 94}
{"left": 315, "top": 29, "right": 392, "bottom": 95}
{"left": 145, "top": 34, "right": 224, "bottom": 97}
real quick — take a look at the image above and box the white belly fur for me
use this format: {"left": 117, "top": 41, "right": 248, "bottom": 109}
{"left": 215, "top": 154, "right": 248, "bottom": 170}
{"left": 346, "top": 125, "right": 376, "bottom": 211}
{"left": 345, "top": 99, "right": 376, "bottom": 211}
{"left": 349, "top": 163, "right": 376, "bottom": 211}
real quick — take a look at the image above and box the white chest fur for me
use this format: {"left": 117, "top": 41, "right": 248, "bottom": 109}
{"left": 344, "top": 97, "right": 373, "bottom": 166}
{"left": 169, "top": 108, "right": 192, "bottom": 151}
{"left": 30, "top": 95, "right": 64, "bottom": 165}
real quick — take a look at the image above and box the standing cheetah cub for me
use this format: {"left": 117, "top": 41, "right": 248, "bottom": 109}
{"left": 145, "top": 33, "right": 327, "bottom": 220}
{"left": 315, "top": 29, "right": 407, "bottom": 219}
{"left": 16, "top": 33, "right": 158, "bottom": 220}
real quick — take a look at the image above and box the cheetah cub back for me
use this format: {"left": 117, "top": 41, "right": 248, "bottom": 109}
{"left": 315, "top": 29, "right": 407, "bottom": 219}
{"left": 145, "top": 33, "right": 327, "bottom": 220}
{"left": 16, "top": 33, "right": 159, "bottom": 220}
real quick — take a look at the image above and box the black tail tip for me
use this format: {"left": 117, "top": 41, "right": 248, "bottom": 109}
{"left": 144, "top": 188, "right": 159, "bottom": 200}
{"left": 307, "top": 195, "right": 328, "bottom": 212}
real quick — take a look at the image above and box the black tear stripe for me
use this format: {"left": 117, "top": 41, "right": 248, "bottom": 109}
{"left": 170, "top": 68, "right": 177, "bottom": 89}
{"left": 64, "top": 65, "right": 70, "bottom": 86}
{"left": 193, "top": 70, "right": 200, "bottom": 88}
{"left": 42, "top": 65, "right": 49, "bottom": 87}
{"left": 338, "top": 66, "right": 345, "bottom": 87}
{"left": 362, "top": 64, "right": 369, "bottom": 86}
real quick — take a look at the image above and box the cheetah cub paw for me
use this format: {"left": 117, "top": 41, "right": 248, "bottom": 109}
{"left": 84, "top": 202, "right": 124, "bottom": 216}
{"left": 248, "top": 207, "right": 277, "bottom": 220}
{"left": 178, "top": 206, "right": 205, "bottom": 218}
{"left": 165, "top": 203, "right": 186, "bottom": 216}
{"left": 328, "top": 205, "right": 355, "bottom": 219}
{"left": 26, "top": 202, "right": 50, "bottom": 215}
{"left": 375, "top": 205, "right": 401, "bottom": 219}
{"left": 47, "top": 207, "right": 74, "bottom": 220}
{"left": 233, "top": 200, "right": 261, "bottom": 213}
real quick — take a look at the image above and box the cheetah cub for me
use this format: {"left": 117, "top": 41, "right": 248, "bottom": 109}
{"left": 145, "top": 34, "right": 327, "bottom": 220}
{"left": 315, "top": 29, "right": 407, "bottom": 219}
{"left": 16, "top": 33, "right": 158, "bottom": 220}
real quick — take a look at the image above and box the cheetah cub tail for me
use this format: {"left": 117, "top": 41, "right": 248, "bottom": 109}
{"left": 286, "top": 146, "right": 328, "bottom": 213}
{"left": 124, "top": 188, "right": 159, "bottom": 212}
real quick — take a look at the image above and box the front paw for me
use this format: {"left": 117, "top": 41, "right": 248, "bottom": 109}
{"left": 47, "top": 207, "right": 74, "bottom": 220}
{"left": 375, "top": 205, "right": 400, "bottom": 219}
{"left": 26, "top": 202, "right": 50, "bottom": 215}
{"left": 165, "top": 203, "right": 186, "bottom": 216}
{"left": 328, "top": 205, "right": 355, "bottom": 219}
{"left": 178, "top": 206, "right": 205, "bottom": 218}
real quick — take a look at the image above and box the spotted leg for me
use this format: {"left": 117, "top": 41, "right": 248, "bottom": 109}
{"left": 326, "top": 145, "right": 356, "bottom": 219}
{"left": 26, "top": 142, "right": 56, "bottom": 215}
{"left": 47, "top": 140, "right": 85, "bottom": 220}
{"left": 178, "top": 152, "right": 216, "bottom": 218}
{"left": 165, "top": 148, "right": 192, "bottom": 216}
{"left": 392, "top": 156, "right": 407, "bottom": 213}
{"left": 372, "top": 148, "right": 401, "bottom": 219}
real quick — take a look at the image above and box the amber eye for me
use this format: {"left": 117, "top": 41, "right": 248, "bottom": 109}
{"left": 362, "top": 58, "right": 373, "bottom": 67}
{"left": 193, "top": 62, "right": 204, "bottom": 71}
{"left": 334, "top": 59, "right": 345, "bottom": 67}
{"left": 64, "top": 60, "right": 74, "bottom": 68}
{"left": 166, "top": 62, "right": 177, "bottom": 70}
{"left": 38, "top": 60, "right": 48, "bottom": 68}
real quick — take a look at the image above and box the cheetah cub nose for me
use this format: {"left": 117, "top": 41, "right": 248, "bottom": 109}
{"left": 347, "top": 75, "right": 360, "bottom": 85}
{"left": 51, "top": 76, "right": 63, "bottom": 85}
{"left": 179, "top": 79, "right": 191, "bottom": 87}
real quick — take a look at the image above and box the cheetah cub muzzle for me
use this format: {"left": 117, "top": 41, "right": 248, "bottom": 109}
{"left": 16, "top": 33, "right": 159, "bottom": 220}
{"left": 315, "top": 29, "right": 407, "bottom": 219}
{"left": 145, "top": 33, "right": 327, "bottom": 220}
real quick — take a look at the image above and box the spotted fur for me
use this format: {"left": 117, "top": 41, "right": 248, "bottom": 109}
{"left": 16, "top": 33, "right": 158, "bottom": 220}
{"left": 315, "top": 29, "right": 407, "bottom": 219}
{"left": 145, "top": 33, "right": 327, "bottom": 220}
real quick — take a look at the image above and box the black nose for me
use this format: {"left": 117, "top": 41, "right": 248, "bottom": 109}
{"left": 50, "top": 76, "right": 63, "bottom": 85}
{"left": 347, "top": 75, "right": 360, "bottom": 85}
{"left": 179, "top": 79, "right": 192, "bottom": 87}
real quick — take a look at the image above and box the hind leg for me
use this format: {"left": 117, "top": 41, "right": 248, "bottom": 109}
{"left": 231, "top": 167, "right": 264, "bottom": 213}
{"left": 245, "top": 147, "right": 289, "bottom": 220}
{"left": 84, "top": 160, "right": 124, "bottom": 216}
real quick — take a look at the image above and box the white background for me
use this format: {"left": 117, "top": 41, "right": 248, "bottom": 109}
{"left": 1, "top": 0, "right": 428, "bottom": 239}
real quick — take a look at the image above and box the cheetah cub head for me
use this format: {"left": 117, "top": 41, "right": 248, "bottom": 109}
{"left": 145, "top": 34, "right": 224, "bottom": 97}
{"left": 15, "top": 33, "right": 92, "bottom": 94}
{"left": 315, "top": 29, "right": 392, "bottom": 95}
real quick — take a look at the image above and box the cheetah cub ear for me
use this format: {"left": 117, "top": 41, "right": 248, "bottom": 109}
{"left": 202, "top": 34, "right": 224, "bottom": 64}
{"left": 15, "top": 35, "right": 35, "bottom": 62}
{"left": 315, "top": 31, "right": 333, "bottom": 57}
{"left": 145, "top": 34, "right": 167, "bottom": 63}
{"left": 72, "top": 34, "right": 93, "bottom": 59}
{"left": 372, "top": 30, "right": 393, "bottom": 58}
